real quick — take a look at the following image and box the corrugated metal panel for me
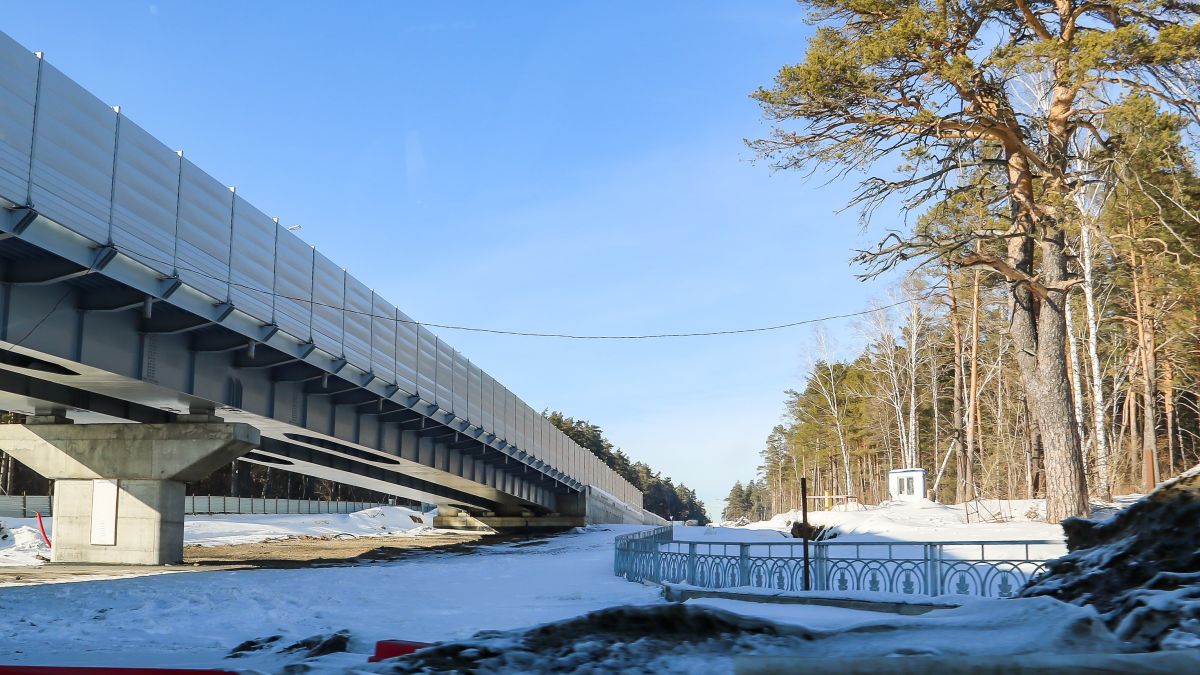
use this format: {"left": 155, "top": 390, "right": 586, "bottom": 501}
{"left": 467, "top": 362, "right": 482, "bottom": 428}
{"left": 497, "top": 383, "right": 511, "bottom": 443}
{"left": 435, "top": 338, "right": 454, "bottom": 412}
{"left": 29, "top": 61, "right": 115, "bottom": 244}
{"left": 415, "top": 325, "right": 436, "bottom": 402}
{"left": 310, "top": 251, "right": 344, "bottom": 357}
{"left": 176, "top": 158, "right": 232, "bottom": 301}
{"left": 395, "top": 309, "right": 418, "bottom": 395}
{"left": 229, "top": 195, "right": 275, "bottom": 324}
{"left": 519, "top": 400, "right": 533, "bottom": 453}
{"left": 272, "top": 228, "right": 312, "bottom": 341}
{"left": 371, "top": 292, "right": 397, "bottom": 385}
{"left": 0, "top": 34, "right": 37, "bottom": 206}
{"left": 452, "top": 350, "right": 468, "bottom": 420}
{"left": 110, "top": 116, "right": 179, "bottom": 277}
{"left": 342, "top": 275, "right": 372, "bottom": 372}
{"left": 481, "top": 372, "right": 495, "bottom": 432}
{"left": 530, "top": 411, "right": 542, "bottom": 460}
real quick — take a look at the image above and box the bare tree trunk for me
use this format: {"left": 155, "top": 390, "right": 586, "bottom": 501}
{"left": 1005, "top": 225, "right": 1088, "bottom": 521}
{"left": 1164, "top": 358, "right": 1177, "bottom": 477}
{"left": 931, "top": 341, "right": 940, "bottom": 473}
{"left": 1066, "top": 299, "right": 1089, "bottom": 470}
{"left": 964, "top": 269, "right": 981, "bottom": 501}
{"left": 906, "top": 295, "right": 923, "bottom": 468}
{"left": 815, "top": 334, "right": 855, "bottom": 498}
{"left": 1080, "top": 224, "right": 1111, "bottom": 498}
{"left": 946, "top": 265, "right": 968, "bottom": 503}
{"left": 1129, "top": 252, "right": 1161, "bottom": 491}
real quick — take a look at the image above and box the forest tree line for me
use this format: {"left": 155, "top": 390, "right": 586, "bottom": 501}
{"left": 546, "top": 411, "right": 709, "bottom": 524}
{"left": 727, "top": 98, "right": 1200, "bottom": 518}
{"left": 729, "top": 1, "right": 1200, "bottom": 522}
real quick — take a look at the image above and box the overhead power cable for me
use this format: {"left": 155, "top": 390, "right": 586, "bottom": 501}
{"left": 100, "top": 243, "right": 932, "bottom": 340}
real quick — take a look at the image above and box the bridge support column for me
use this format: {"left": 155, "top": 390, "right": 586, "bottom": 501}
{"left": 0, "top": 418, "right": 259, "bottom": 565}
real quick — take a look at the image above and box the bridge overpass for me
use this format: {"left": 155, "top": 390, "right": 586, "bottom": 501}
{"left": 0, "top": 31, "right": 659, "bottom": 563}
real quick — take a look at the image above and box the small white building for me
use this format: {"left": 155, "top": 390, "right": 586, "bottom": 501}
{"left": 888, "top": 468, "right": 927, "bottom": 502}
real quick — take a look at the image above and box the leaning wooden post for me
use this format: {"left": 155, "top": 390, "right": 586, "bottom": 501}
{"left": 802, "top": 477, "right": 810, "bottom": 592}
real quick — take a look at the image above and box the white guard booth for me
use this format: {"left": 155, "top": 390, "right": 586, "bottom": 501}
{"left": 888, "top": 468, "right": 927, "bottom": 502}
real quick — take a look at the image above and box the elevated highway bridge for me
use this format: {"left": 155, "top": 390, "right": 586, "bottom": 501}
{"left": 0, "top": 31, "right": 659, "bottom": 564}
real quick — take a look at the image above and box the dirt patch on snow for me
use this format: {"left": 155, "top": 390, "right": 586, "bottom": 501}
{"left": 183, "top": 531, "right": 490, "bottom": 567}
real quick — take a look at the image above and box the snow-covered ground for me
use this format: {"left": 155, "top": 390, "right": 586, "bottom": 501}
{"left": 184, "top": 505, "right": 439, "bottom": 546}
{"left": 0, "top": 525, "right": 662, "bottom": 669}
{"left": 741, "top": 498, "right": 1066, "bottom": 543}
{"left": 0, "top": 505, "right": 443, "bottom": 567}
{"left": 0, "top": 499, "right": 1167, "bottom": 671}
{"left": 0, "top": 521, "right": 1143, "bottom": 672}
{"left": 0, "top": 519, "right": 50, "bottom": 567}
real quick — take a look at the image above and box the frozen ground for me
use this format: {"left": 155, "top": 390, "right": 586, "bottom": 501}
{"left": 0, "top": 505, "right": 443, "bottom": 567}
{"left": 184, "top": 505, "right": 440, "bottom": 546}
{"left": 736, "top": 497, "right": 1100, "bottom": 543}
{"left": 375, "top": 596, "right": 1133, "bottom": 673}
{"left": 0, "top": 499, "right": 1167, "bottom": 671}
{"left": 0, "top": 525, "right": 661, "bottom": 669}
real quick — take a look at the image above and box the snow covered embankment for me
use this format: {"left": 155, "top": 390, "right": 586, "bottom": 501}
{"left": 0, "top": 520, "right": 50, "bottom": 566}
{"left": 1022, "top": 465, "right": 1200, "bottom": 650}
{"left": 1, "top": 505, "right": 440, "bottom": 565}
{"left": 183, "top": 505, "right": 439, "bottom": 546}
{"left": 735, "top": 498, "right": 1064, "bottom": 544}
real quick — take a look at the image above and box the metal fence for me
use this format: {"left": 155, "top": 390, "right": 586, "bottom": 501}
{"left": 0, "top": 495, "right": 382, "bottom": 517}
{"left": 185, "top": 496, "right": 382, "bottom": 515}
{"left": 614, "top": 526, "right": 1065, "bottom": 599}
{"left": 0, "top": 495, "right": 51, "bottom": 518}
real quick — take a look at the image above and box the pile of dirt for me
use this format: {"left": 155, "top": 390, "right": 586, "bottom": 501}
{"left": 1021, "top": 465, "right": 1200, "bottom": 650}
{"left": 367, "top": 604, "right": 817, "bottom": 673}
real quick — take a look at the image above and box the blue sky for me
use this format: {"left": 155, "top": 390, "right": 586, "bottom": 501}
{"left": 4, "top": 1, "right": 903, "bottom": 516}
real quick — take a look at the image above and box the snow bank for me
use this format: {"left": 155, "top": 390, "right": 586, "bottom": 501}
{"left": 670, "top": 525, "right": 789, "bottom": 543}
{"left": 737, "top": 498, "right": 1065, "bottom": 543}
{"left": 367, "top": 595, "right": 1123, "bottom": 673}
{"left": 1022, "top": 465, "right": 1200, "bottom": 650}
{"left": 0, "top": 525, "right": 662, "bottom": 669}
{"left": 0, "top": 519, "right": 50, "bottom": 566}
{"left": 2, "top": 505, "right": 441, "bottom": 565}
{"left": 183, "top": 505, "right": 439, "bottom": 546}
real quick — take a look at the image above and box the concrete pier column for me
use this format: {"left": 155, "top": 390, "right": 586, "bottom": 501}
{"left": 0, "top": 420, "right": 259, "bottom": 565}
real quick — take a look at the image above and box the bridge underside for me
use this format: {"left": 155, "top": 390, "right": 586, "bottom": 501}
{"left": 0, "top": 213, "right": 581, "bottom": 518}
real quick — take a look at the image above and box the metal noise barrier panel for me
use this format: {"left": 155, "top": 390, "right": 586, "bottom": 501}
{"left": 0, "top": 31, "right": 643, "bottom": 510}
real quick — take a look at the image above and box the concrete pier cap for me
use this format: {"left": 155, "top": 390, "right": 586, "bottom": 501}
{"left": 0, "top": 417, "right": 259, "bottom": 565}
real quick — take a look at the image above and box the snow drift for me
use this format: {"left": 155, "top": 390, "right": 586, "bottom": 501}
{"left": 1022, "top": 465, "right": 1200, "bottom": 650}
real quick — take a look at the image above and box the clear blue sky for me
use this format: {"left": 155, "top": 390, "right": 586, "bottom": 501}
{"left": 4, "top": 1, "right": 903, "bottom": 517}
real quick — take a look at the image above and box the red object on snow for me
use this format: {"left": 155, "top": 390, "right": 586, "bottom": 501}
{"left": 0, "top": 662, "right": 232, "bottom": 667}
{"left": 35, "top": 512, "right": 51, "bottom": 549}
{"left": 367, "top": 640, "right": 432, "bottom": 662}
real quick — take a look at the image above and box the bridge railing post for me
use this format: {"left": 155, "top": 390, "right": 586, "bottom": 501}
{"left": 738, "top": 544, "right": 750, "bottom": 588}
{"left": 687, "top": 543, "right": 697, "bottom": 586}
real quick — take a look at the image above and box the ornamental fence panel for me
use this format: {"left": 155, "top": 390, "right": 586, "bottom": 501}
{"left": 614, "top": 526, "right": 1064, "bottom": 600}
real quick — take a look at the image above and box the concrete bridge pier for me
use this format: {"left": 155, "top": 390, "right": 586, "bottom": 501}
{"left": 0, "top": 413, "right": 259, "bottom": 565}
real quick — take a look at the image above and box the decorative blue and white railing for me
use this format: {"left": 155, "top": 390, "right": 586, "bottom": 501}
{"left": 614, "top": 527, "right": 1065, "bottom": 599}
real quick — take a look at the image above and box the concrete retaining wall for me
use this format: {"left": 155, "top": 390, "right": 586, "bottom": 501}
{"left": 585, "top": 486, "right": 668, "bottom": 526}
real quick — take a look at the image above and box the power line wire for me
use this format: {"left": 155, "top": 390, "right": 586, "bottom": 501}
{"left": 108, "top": 243, "right": 933, "bottom": 340}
